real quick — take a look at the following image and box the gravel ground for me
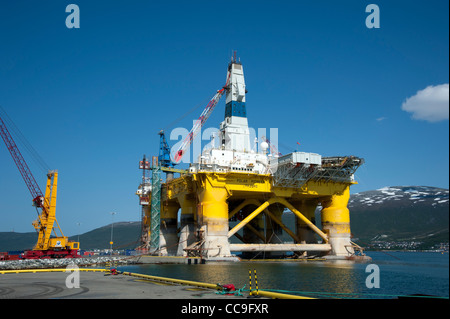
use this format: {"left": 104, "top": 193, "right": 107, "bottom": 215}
{"left": 0, "top": 255, "right": 137, "bottom": 270}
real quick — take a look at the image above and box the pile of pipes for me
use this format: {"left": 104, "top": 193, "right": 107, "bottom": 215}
{"left": 0, "top": 256, "right": 137, "bottom": 270}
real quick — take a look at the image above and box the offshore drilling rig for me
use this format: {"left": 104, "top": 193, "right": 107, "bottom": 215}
{"left": 136, "top": 54, "right": 367, "bottom": 261}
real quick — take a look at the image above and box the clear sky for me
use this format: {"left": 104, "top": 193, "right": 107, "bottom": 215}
{"left": 0, "top": 1, "right": 448, "bottom": 235}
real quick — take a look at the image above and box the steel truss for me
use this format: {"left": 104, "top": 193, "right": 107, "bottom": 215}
{"left": 272, "top": 156, "right": 364, "bottom": 188}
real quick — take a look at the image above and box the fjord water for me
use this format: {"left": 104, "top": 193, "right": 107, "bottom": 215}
{"left": 119, "top": 251, "right": 449, "bottom": 299}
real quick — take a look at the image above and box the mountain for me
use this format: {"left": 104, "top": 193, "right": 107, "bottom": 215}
{"left": 0, "top": 186, "right": 448, "bottom": 252}
{"left": 0, "top": 231, "right": 38, "bottom": 252}
{"left": 276, "top": 186, "right": 448, "bottom": 250}
{"left": 68, "top": 221, "right": 141, "bottom": 250}
{"left": 0, "top": 221, "right": 141, "bottom": 252}
{"left": 348, "top": 186, "right": 449, "bottom": 249}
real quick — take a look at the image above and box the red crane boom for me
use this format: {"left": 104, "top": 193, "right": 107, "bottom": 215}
{"left": 0, "top": 115, "right": 43, "bottom": 207}
{"left": 173, "top": 74, "right": 231, "bottom": 164}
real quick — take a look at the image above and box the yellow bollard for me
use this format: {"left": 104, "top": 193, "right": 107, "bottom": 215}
{"left": 248, "top": 269, "right": 261, "bottom": 298}
{"left": 248, "top": 269, "right": 252, "bottom": 295}
{"left": 104, "top": 261, "right": 111, "bottom": 275}
{"left": 254, "top": 269, "right": 259, "bottom": 295}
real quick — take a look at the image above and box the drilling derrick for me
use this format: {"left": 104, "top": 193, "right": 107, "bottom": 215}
{"left": 220, "top": 56, "right": 251, "bottom": 152}
{"left": 136, "top": 54, "right": 369, "bottom": 261}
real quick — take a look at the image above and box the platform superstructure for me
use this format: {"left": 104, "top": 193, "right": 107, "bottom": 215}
{"left": 136, "top": 54, "right": 368, "bottom": 261}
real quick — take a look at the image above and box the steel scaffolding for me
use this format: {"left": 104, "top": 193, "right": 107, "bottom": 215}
{"left": 150, "top": 157, "right": 161, "bottom": 254}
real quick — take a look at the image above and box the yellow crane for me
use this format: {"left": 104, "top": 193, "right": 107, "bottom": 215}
{"left": 0, "top": 110, "right": 79, "bottom": 259}
{"left": 26, "top": 170, "right": 80, "bottom": 258}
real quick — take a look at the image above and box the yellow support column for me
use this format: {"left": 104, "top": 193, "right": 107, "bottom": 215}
{"left": 160, "top": 201, "right": 179, "bottom": 256}
{"left": 266, "top": 203, "right": 284, "bottom": 244}
{"left": 197, "top": 180, "right": 234, "bottom": 260}
{"left": 293, "top": 200, "right": 319, "bottom": 244}
{"left": 177, "top": 194, "right": 197, "bottom": 256}
{"left": 265, "top": 203, "right": 284, "bottom": 258}
{"left": 320, "top": 187, "right": 354, "bottom": 258}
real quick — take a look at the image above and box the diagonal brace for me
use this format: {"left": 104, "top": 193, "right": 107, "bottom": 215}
{"left": 227, "top": 198, "right": 276, "bottom": 238}
{"left": 276, "top": 198, "right": 328, "bottom": 243}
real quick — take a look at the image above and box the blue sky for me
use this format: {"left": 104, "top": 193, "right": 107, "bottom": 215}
{"left": 0, "top": 1, "right": 448, "bottom": 235}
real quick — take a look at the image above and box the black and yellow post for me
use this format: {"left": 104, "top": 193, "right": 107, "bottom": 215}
{"left": 254, "top": 269, "right": 259, "bottom": 295}
{"left": 104, "top": 261, "right": 111, "bottom": 275}
{"left": 248, "top": 269, "right": 252, "bottom": 295}
{"left": 248, "top": 268, "right": 261, "bottom": 298}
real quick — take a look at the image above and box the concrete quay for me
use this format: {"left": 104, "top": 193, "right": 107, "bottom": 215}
{"left": 0, "top": 270, "right": 248, "bottom": 299}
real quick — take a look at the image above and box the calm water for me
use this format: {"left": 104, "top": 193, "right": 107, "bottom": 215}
{"left": 119, "top": 251, "right": 449, "bottom": 299}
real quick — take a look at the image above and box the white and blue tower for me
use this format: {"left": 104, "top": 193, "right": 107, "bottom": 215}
{"left": 219, "top": 55, "right": 251, "bottom": 152}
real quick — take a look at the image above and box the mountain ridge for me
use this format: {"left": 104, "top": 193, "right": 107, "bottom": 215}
{"left": 347, "top": 186, "right": 448, "bottom": 249}
{"left": 0, "top": 186, "right": 448, "bottom": 252}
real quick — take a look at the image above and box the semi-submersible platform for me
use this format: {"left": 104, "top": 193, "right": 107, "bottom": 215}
{"left": 136, "top": 55, "right": 369, "bottom": 262}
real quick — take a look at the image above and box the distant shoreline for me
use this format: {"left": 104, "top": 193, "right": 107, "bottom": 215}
{"left": 366, "top": 249, "right": 449, "bottom": 253}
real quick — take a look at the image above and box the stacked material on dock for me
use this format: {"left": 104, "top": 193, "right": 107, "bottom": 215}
{"left": 0, "top": 255, "right": 136, "bottom": 270}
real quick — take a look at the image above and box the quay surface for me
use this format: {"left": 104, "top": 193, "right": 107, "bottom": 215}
{"left": 0, "top": 270, "right": 248, "bottom": 299}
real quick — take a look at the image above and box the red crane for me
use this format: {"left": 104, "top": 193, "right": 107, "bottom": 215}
{"left": 0, "top": 115, "right": 44, "bottom": 208}
{"left": 173, "top": 74, "right": 231, "bottom": 164}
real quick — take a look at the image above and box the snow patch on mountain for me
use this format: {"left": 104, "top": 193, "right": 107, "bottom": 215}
{"left": 349, "top": 186, "right": 449, "bottom": 208}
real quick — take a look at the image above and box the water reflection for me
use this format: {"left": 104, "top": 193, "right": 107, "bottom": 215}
{"left": 121, "top": 260, "right": 364, "bottom": 298}
{"left": 119, "top": 252, "right": 448, "bottom": 299}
